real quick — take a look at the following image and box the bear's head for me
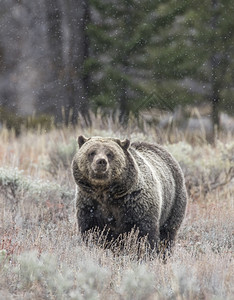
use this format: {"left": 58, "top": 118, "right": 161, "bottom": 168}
{"left": 72, "top": 136, "right": 131, "bottom": 188}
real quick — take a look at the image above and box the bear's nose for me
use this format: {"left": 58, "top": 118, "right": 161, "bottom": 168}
{"left": 96, "top": 158, "right": 107, "bottom": 166}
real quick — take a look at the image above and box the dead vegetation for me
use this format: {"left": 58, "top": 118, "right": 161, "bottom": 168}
{"left": 0, "top": 120, "right": 233, "bottom": 299}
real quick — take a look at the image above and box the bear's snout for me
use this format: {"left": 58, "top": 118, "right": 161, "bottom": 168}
{"left": 96, "top": 158, "right": 107, "bottom": 167}
{"left": 93, "top": 156, "right": 109, "bottom": 173}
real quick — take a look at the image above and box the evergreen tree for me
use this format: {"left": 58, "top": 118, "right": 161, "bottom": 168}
{"left": 187, "top": 0, "right": 234, "bottom": 138}
{"left": 144, "top": 0, "right": 234, "bottom": 141}
{"left": 88, "top": 0, "right": 189, "bottom": 124}
{"left": 142, "top": 1, "right": 203, "bottom": 113}
{"left": 46, "top": 0, "right": 65, "bottom": 123}
{"left": 161, "top": 0, "right": 234, "bottom": 139}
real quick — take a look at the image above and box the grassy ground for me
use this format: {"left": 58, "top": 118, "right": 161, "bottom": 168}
{"left": 0, "top": 122, "right": 233, "bottom": 300}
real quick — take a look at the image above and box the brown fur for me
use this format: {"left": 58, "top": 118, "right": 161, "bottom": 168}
{"left": 72, "top": 136, "right": 187, "bottom": 254}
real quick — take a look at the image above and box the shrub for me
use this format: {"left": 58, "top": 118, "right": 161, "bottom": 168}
{"left": 166, "top": 140, "right": 234, "bottom": 198}
{"left": 0, "top": 167, "right": 73, "bottom": 201}
{"left": 47, "top": 139, "right": 77, "bottom": 175}
{"left": 118, "top": 264, "right": 155, "bottom": 300}
{"left": 0, "top": 167, "right": 74, "bottom": 226}
{"left": 15, "top": 251, "right": 73, "bottom": 299}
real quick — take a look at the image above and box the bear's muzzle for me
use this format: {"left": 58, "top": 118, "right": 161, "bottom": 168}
{"left": 92, "top": 156, "right": 109, "bottom": 174}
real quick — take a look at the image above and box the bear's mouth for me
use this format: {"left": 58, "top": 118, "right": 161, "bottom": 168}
{"left": 91, "top": 169, "right": 109, "bottom": 180}
{"left": 95, "top": 165, "right": 107, "bottom": 172}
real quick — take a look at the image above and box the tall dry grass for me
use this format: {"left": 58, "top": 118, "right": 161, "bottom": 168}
{"left": 0, "top": 118, "right": 233, "bottom": 299}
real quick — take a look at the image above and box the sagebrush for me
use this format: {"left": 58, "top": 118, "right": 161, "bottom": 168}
{"left": 0, "top": 124, "right": 233, "bottom": 299}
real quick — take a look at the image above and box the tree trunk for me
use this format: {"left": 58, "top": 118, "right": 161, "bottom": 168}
{"left": 118, "top": 80, "right": 129, "bottom": 126}
{"left": 65, "top": 0, "right": 91, "bottom": 126}
{"left": 210, "top": 0, "right": 220, "bottom": 143}
{"left": 46, "top": 0, "right": 65, "bottom": 123}
{"left": 118, "top": 8, "right": 132, "bottom": 127}
{"left": 210, "top": 53, "right": 220, "bottom": 140}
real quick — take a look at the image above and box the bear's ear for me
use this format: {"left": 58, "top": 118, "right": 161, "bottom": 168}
{"left": 78, "top": 135, "right": 88, "bottom": 148}
{"left": 116, "top": 138, "right": 130, "bottom": 150}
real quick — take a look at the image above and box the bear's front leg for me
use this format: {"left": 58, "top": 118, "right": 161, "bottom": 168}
{"left": 76, "top": 198, "right": 99, "bottom": 235}
{"left": 77, "top": 198, "right": 115, "bottom": 243}
{"left": 122, "top": 213, "right": 160, "bottom": 251}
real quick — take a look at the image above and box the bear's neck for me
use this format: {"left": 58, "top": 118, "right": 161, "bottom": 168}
{"left": 107, "top": 150, "right": 139, "bottom": 199}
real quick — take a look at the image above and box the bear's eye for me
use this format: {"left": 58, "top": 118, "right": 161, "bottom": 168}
{"left": 88, "top": 151, "right": 96, "bottom": 158}
{"left": 106, "top": 152, "right": 114, "bottom": 160}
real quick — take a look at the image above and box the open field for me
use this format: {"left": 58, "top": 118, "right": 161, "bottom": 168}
{"left": 0, "top": 122, "right": 233, "bottom": 300}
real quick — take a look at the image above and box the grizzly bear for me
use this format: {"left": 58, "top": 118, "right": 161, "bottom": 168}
{"left": 72, "top": 136, "right": 187, "bottom": 253}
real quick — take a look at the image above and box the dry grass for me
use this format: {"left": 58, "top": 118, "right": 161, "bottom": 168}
{"left": 0, "top": 121, "right": 233, "bottom": 300}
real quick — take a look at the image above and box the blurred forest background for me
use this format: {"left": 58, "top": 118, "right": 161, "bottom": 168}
{"left": 0, "top": 0, "right": 234, "bottom": 139}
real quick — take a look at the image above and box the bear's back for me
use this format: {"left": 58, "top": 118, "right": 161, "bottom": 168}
{"left": 130, "top": 142, "right": 182, "bottom": 180}
{"left": 130, "top": 142, "right": 176, "bottom": 176}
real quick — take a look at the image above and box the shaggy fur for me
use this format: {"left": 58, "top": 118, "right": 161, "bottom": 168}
{"left": 72, "top": 136, "right": 187, "bottom": 253}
